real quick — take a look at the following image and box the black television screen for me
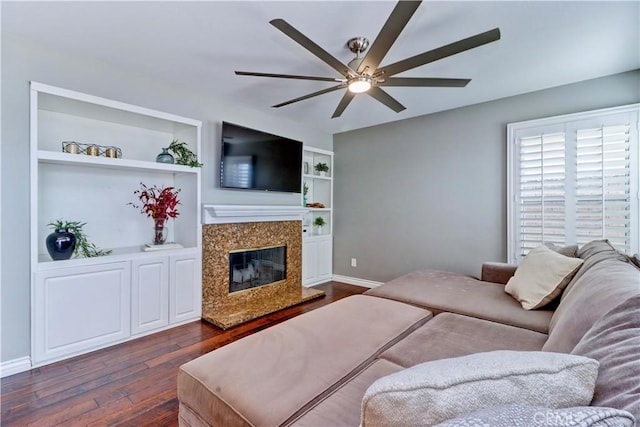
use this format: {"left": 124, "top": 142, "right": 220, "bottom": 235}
{"left": 220, "top": 122, "right": 303, "bottom": 193}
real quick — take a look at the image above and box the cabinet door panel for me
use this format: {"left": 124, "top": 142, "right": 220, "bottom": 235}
{"left": 33, "top": 262, "right": 130, "bottom": 364}
{"left": 170, "top": 253, "right": 201, "bottom": 323}
{"left": 131, "top": 257, "right": 169, "bottom": 335}
{"left": 317, "top": 237, "right": 333, "bottom": 280}
{"left": 302, "top": 240, "right": 319, "bottom": 285}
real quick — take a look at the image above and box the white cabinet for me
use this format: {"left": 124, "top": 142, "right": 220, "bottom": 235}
{"left": 170, "top": 252, "right": 202, "bottom": 323}
{"left": 33, "top": 262, "right": 131, "bottom": 364}
{"left": 302, "top": 147, "right": 333, "bottom": 286}
{"left": 131, "top": 257, "right": 169, "bottom": 334}
{"left": 29, "top": 82, "right": 203, "bottom": 367}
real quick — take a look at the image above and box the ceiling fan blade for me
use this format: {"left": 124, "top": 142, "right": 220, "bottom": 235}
{"left": 367, "top": 87, "right": 406, "bottom": 113}
{"left": 379, "top": 77, "right": 470, "bottom": 87}
{"left": 375, "top": 28, "right": 501, "bottom": 78}
{"left": 332, "top": 91, "right": 356, "bottom": 118}
{"left": 272, "top": 84, "right": 345, "bottom": 108}
{"left": 358, "top": 1, "right": 421, "bottom": 75}
{"left": 270, "top": 18, "right": 356, "bottom": 78}
{"left": 235, "top": 71, "right": 345, "bottom": 83}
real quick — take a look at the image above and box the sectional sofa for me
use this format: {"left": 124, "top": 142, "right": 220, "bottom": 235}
{"left": 177, "top": 240, "right": 639, "bottom": 426}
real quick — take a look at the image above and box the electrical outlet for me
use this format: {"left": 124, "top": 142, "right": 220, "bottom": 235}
{"left": 351, "top": 258, "right": 357, "bottom": 268}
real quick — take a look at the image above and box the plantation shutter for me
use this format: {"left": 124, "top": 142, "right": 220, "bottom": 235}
{"left": 575, "top": 124, "right": 632, "bottom": 252}
{"left": 508, "top": 105, "right": 639, "bottom": 263}
{"left": 517, "top": 131, "right": 566, "bottom": 257}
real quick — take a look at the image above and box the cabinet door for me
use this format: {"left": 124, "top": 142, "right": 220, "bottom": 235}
{"left": 169, "top": 252, "right": 202, "bottom": 323}
{"left": 131, "top": 257, "right": 169, "bottom": 335}
{"left": 33, "top": 261, "right": 131, "bottom": 365}
{"left": 302, "top": 240, "right": 319, "bottom": 285}
{"left": 317, "top": 237, "right": 333, "bottom": 281}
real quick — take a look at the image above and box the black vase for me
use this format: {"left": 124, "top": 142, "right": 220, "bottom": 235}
{"left": 46, "top": 229, "right": 76, "bottom": 261}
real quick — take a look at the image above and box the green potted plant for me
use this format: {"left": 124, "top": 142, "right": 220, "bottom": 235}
{"left": 47, "top": 219, "right": 112, "bottom": 259}
{"left": 167, "top": 140, "right": 203, "bottom": 167}
{"left": 314, "top": 162, "right": 329, "bottom": 177}
{"left": 313, "top": 216, "right": 326, "bottom": 235}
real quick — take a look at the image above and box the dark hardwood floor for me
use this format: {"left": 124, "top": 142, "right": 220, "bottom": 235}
{"left": 0, "top": 282, "right": 367, "bottom": 426}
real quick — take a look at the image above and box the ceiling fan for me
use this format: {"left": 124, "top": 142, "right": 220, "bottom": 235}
{"left": 235, "top": 1, "right": 500, "bottom": 119}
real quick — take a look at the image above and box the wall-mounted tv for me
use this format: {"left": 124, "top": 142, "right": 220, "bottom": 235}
{"left": 220, "top": 122, "right": 303, "bottom": 193}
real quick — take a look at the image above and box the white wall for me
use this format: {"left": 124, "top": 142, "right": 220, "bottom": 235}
{"left": 333, "top": 70, "right": 640, "bottom": 283}
{"left": 0, "top": 37, "right": 332, "bottom": 363}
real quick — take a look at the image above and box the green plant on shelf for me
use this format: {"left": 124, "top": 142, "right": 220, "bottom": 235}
{"left": 303, "top": 183, "right": 309, "bottom": 196}
{"left": 314, "top": 162, "right": 329, "bottom": 173}
{"left": 47, "top": 219, "right": 112, "bottom": 258}
{"left": 167, "top": 140, "right": 203, "bottom": 167}
{"left": 313, "top": 216, "right": 326, "bottom": 227}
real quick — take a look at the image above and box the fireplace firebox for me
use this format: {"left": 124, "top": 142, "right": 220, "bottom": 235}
{"left": 229, "top": 245, "right": 287, "bottom": 293}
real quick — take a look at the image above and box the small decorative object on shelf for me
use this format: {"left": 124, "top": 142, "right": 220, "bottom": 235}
{"left": 130, "top": 183, "right": 181, "bottom": 245}
{"left": 313, "top": 216, "right": 326, "bottom": 235}
{"left": 61, "top": 141, "right": 122, "bottom": 158}
{"left": 155, "top": 147, "right": 174, "bottom": 164}
{"left": 314, "top": 162, "right": 329, "bottom": 177}
{"left": 303, "top": 182, "right": 309, "bottom": 207}
{"left": 167, "top": 139, "right": 202, "bottom": 167}
{"left": 46, "top": 219, "right": 112, "bottom": 259}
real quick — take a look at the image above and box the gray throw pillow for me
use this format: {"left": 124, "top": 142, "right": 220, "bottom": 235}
{"left": 361, "top": 351, "right": 599, "bottom": 427}
{"left": 571, "top": 295, "right": 640, "bottom": 419}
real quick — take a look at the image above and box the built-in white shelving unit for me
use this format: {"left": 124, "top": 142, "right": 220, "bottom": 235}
{"left": 30, "top": 82, "right": 202, "bottom": 366}
{"left": 302, "top": 147, "right": 333, "bottom": 286}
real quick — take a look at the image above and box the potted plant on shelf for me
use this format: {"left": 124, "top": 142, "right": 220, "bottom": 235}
{"left": 46, "top": 219, "right": 112, "bottom": 260}
{"left": 303, "top": 182, "right": 309, "bottom": 207}
{"left": 314, "top": 162, "right": 329, "bottom": 177}
{"left": 167, "top": 139, "right": 203, "bottom": 167}
{"left": 313, "top": 216, "right": 326, "bottom": 235}
{"left": 130, "top": 183, "right": 181, "bottom": 245}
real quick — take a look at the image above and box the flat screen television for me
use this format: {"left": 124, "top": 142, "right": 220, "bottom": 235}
{"left": 220, "top": 121, "right": 303, "bottom": 193}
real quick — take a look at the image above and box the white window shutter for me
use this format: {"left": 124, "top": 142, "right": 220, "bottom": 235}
{"left": 575, "top": 124, "right": 632, "bottom": 252}
{"left": 508, "top": 104, "right": 639, "bottom": 263}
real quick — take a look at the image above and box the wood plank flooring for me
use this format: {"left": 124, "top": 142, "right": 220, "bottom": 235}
{"left": 1, "top": 282, "right": 367, "bottom": 426}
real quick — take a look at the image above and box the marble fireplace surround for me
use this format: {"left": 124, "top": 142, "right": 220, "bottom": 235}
{"left": 201, "top": 205, "right": 324, "bottom": 329}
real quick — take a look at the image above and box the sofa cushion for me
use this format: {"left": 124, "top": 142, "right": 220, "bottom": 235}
{"left": 571, "top": 295, "right": 640, "bottom": 419}
{"left": 361, "top": 350, "right": 599, "bottom": 427}
{"left": 505, "top": 245, "right": 583, "bottom": 310}
{"left": 178, "top": 295, "right": 432, "bottom": 427}
{"left": 380, "top": 312, "right": 548, "bottom": 368}
{"left": 546, "top": 242, "right": 579, "bottom": 258}
{"left": 290, "top": 359, "right": 403, "bottom": 426}
{"left": 543, "top": 258, "right": 639, "bottom": 354}
{"left": 436, "top": 405, "right": 636, "bottom": 427}
{"left": 365, "top": 269, "right": 553, "bottom": 333}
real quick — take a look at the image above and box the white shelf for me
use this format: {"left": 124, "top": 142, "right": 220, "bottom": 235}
{"left": 37, "top": 245, "right": 197, "bottom": 269}
{"left": 38, "top": 150, "right": 200, "bottom": 174}
{"left": 304, "top": 173, "right": 332, "bottom": 181}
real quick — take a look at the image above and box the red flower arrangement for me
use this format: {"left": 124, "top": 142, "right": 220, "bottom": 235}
{"left": 130, "top": 183, "right": 181, "bottom": 244}
{"left": 131, "top": 183, "right": 181, "bottom": 220}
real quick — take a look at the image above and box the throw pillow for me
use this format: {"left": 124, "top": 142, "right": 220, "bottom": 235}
{"left": 571, "top": 295, "right": 640, "bottom": 419}
{"left": 505, "top": 245, "right": 583, "bottom": 309}
{"left": 435, "top": 404, "right": 636, "bottom": 427}
{"left": 545, "top": 242, "right": 579, "bottom": 258}
{"left": 360, "top": 350, "right": 599, "bottom": 427}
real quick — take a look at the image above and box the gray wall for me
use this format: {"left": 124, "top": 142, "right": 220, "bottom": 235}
{"left": 333, "top": 70, "right": 640, "bottom": 283}
{"left": 0, "top": 37, "right": 332, "bottom": 363}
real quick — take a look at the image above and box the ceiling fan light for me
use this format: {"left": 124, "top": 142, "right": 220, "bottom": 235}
{"left": 348, "top": 77, "right": 372, "bottom": 93}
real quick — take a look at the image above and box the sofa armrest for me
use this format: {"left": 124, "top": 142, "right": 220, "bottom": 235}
{"left": 481, "top": 262, "right": 518, "bottom": 285}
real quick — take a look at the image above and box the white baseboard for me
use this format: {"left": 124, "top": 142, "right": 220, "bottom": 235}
{"left": 1, "top": 356, "right": 32, "bottom": 378}
{"left": 332, "top": 274, "right": 383, "bottom": 289}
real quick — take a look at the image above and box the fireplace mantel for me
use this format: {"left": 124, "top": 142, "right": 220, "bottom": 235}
{"left": 202, "top": 204, "right": 309, "bottom": 224}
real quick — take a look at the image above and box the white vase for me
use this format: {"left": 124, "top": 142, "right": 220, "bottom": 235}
{"left": 315, "top": 226, "right": 323, "bottom": 235}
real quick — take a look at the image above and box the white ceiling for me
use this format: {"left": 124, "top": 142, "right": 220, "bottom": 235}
{"left": 3, "top": 1, "right": 639, "bottom": 134}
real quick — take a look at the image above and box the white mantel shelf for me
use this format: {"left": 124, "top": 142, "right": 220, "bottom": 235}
{"left": 202, "top": 205, "right": 309, "bottom": 224}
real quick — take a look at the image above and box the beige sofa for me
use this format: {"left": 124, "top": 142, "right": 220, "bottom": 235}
{"left": 178, "top": 240, "right": 639, "bottom": 426}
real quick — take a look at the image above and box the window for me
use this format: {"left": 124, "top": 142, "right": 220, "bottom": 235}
{"left": 508, "top": 105, "right": 639, "bottom": 263}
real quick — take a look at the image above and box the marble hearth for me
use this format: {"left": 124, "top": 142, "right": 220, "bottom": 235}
{"left": 201, "top": 205, "right": 325, "bottom": 329}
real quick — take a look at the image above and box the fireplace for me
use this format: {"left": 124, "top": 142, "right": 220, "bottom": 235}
{"left": 201, "top": 204, "right": 325, "bottom": 329}
{"left": 229, "top": 245, "right": 287, "bottom": 293}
